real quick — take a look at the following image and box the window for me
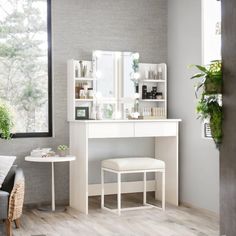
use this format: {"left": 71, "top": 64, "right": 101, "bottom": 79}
{"left": 0, "top": 0, "right": 52, "bottom": 137}
{"left": 202, "top": 0, "right": 221, "bottom": 64}
{"left": 202, "top": 0, "right": 221, "bottom": 139}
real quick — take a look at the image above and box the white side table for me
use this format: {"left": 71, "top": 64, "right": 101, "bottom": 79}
{"left": 25, "top": 156, "right": 76, "bottom": 211}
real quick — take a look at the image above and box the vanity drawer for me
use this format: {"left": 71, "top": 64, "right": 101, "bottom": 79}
{"left": 134, "top": 122, "right": 177, "bottom": 137}
{"left": 88, "top": 123, "right": 134, "bottom": 138}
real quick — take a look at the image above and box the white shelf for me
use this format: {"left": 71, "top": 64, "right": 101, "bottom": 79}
{"left": 140, "top": 79, "right": 165, "bottom": 83}
{"left": 75, "top": 99, "right": 94, "bottom": 102}
{"left": 140, "top": 99, "right": 166, "bottom": 102}
{"left": 75, "top": 77, "right": 95, "bottom": 81}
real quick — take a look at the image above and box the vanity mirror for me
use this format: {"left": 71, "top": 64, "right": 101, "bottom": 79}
{"left": 93, "top": 50, "right": 136, "bottom": 119}
{"left": 67, "top": 51, "right": 167, "bottom": 121}
{"left": 93, "top": 50, "right": 135, "bottom": 100}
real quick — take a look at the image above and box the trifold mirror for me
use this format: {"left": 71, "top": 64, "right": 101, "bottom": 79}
{"left": 68, "top": 50, "right": 167, "bottom": 121}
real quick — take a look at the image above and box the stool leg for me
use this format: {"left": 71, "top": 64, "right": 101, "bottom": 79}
{"left": 162, "top": 170, "right": 165, "bottom": 211}
{"left": 143, "top": 171, "right": 146, "bottom": 205}
{"left": 101, "top": 168, "right": 104, "bottom": 208}
{"left": 117, "top": 172, "right": 121, "bottom": 216}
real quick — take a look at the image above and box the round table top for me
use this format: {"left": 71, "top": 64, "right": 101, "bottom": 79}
{"left": 25, "top": 156, "right": 76, "bottom": 163}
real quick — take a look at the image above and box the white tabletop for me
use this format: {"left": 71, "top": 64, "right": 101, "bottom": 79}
{"left": 25, "top": 156, "right": 76, "bottom": 163}
{"left": 69, "top": 119, "right": 182, "bottom": 123}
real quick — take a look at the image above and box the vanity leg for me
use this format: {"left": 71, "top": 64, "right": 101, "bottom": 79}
{"left": 155, "top": 136, "right": 179, "bottom": 206}
{"left": 117, "top": 173, "right": 121, "bottom": 216}
{"left": 101, "top": 169, "right": 104, "bottom": 208}
{"left": 51, "top": 162, "right": 55, "bottom": 211}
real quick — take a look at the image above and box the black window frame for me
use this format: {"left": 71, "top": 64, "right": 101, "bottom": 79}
{"left": 11, "top": 0, "right": 53, "bottom": 138}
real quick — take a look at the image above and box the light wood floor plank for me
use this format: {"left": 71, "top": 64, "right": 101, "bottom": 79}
{"left": 0, "top": 193, "right": 219, "bottom": 236}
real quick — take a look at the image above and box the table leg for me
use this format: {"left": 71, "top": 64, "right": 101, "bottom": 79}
{"left": 51, "top": 162, "right": 55, "bottom": 211}
{"left": 143, "top": 171, "right": 147, "bottom": 205}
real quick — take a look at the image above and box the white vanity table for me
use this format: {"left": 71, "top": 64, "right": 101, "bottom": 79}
{"left": 68, "top": 50, "right": 181, "bottom": 214}
{"left": 69, "top": 119, "right": 180, "bottom": 214}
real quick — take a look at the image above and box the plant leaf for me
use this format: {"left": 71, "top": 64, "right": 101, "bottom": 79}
{"left": 190, "top": 73, "right": 205, "bottom": 79}
{"left": 195, "top": 83, "right": 204, "bottom": 97}
{"left": 195, "top": 65, "right": 208, "bottom": 73}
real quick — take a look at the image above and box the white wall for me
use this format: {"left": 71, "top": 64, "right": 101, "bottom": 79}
{"left": 168, "top": 0, "right": 219, "bottom": 213}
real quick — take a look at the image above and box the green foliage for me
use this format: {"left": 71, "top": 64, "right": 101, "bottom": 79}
{"left": 210, "top": 103, "right": 222, "bottom": 145}
{"left": 57, "top": 145, "right": 69, "bottom": 151}
{"left": 190, "top": 60, "right": 222, "bottom": 96}
{"left": 0, "top": 102, "right": 13, "bottom": 139}
{"left": 19, "top": 83, "right": 46, "bottom": 112}
{"left": 190, "top": 61, "right": 223, "bottom": 148}
{"left": 132, "top": 59, "right": 139, "bottom": 73}
{"left": 196, "top": 95, "right": 222, "bottom": 146}
{"left": 132, "top": 53, "right": 139, "bottom": 73}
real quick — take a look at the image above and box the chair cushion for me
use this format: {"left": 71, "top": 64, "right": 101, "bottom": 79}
{"left": 0, "top": 190, "right": 9, "bottom": 219}
{"left": 102, "top": 157, "right": 165, "bottom": 171}
{"left": 0, "top": 156, "right": 16, "bottom": 189}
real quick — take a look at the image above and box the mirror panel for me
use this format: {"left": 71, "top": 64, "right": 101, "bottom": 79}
{"left": 93, "top": 51, "right": 116, "bottom": 98}
{"left": 121, "top": 52, "right": 135, "bottom": 99}
{"left": 93, "top": 50, "right": 137, "bottom": 118}
{"left": 93, "top": 50, "right": 136, "bottom": 99}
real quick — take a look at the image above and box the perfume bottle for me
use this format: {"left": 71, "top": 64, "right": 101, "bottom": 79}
{"left": 142, "top": 85, "right": 147, "bottom": 99}
{"left": 75, "top": 82, "right": 82, "bottom": 99}
{"left": 158, "top": 67, "right": 162, "bottom": 80}
{"left": 96, "top": 105, "right": 103, "bottom": 120}
{"left": 75, "top": 65, "right": 79, "bottom": 78}
{"left": 90, "top": 106, "right": 96, "bottom": 120}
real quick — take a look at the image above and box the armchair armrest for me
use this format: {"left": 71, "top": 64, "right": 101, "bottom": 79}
{"left": 0, "top": 190, "right": 9, "bottom": 219}
{"left": 8, "top": 168, "right": 25, "bottom": 221}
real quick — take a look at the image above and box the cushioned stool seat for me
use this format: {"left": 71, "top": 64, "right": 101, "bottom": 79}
{"left": 101, "top": 157, "right": 165, "bottom": 215}
{"left": 102, "top": 157, "right": 165, "bottom": 171}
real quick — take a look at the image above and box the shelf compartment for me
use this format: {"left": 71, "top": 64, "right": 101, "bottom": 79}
{"left": 75, "top": 77, "right": 95, "bottom": 81}
{"left": 140, "top": 99, "right": 166, "bottom": 102}
{"left": 75, "top": 99, "right": 94, "bottom": 102}
{"left": 140, "top": 79, "right": 165, "bottom": 83}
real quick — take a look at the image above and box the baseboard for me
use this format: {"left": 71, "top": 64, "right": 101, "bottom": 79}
{"left": 180, "top": 201, "right": 219, "bottom": 218}
{"left": 24, "top": 200, "right": 69, "bottom": 209}
{"left": 88, "top": 180, "right": 156, "bottom": 196}
{"left": 24, "top": 181, "right": 156, "bottom": 208}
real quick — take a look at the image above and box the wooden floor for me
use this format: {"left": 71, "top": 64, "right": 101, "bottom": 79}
{"left": 0, "top": 193, "right": 219, "bottom": 236}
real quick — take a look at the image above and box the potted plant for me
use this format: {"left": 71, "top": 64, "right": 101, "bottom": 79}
{"left": 191, "top": 60, "right": 222, "bottom": 95}
{"left": 190, "top": 60, "right": 222, "bottom": 148}
{"left": 0, "top": 101, "right": 13, "bottom": 139}
{"left": 57, "top": 145, "right": 69, "bottom": 157}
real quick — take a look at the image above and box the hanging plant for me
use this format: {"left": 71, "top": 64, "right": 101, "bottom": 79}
{"left": 190, "top": 60, "right": 222, "bottom": 148}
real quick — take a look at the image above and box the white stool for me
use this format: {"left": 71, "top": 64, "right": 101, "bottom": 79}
{"left": 101, "top": 157, "right": 165, "bottom": 215}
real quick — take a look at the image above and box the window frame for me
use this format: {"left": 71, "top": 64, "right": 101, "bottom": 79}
{"left": 201, "top": 0, "right": 221, "bottom": 64}
{"left": 11, "top": 0, "right": 53, "bottom": 138}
